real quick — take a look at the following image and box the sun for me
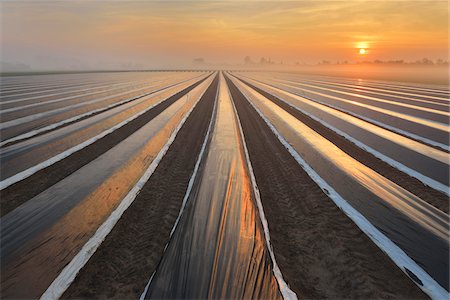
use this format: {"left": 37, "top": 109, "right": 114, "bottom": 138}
{"left": 359, "top": 48, "right": 367, "bottom": 55}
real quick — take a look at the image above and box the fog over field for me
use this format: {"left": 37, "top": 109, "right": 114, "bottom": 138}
{"left": 0, "top": 2, "right": 448, "bottom": 300}
{"left": 1, "top": 1, "right": 448, "bottom": 76}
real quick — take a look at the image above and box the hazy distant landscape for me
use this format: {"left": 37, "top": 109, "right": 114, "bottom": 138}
{"left": 0, "top": 1, "right": 448, "bottom": 300}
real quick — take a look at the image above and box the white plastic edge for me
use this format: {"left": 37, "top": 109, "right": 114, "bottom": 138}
{"left": 0, "top": 74, "right": 207, "bottom": 147}
{"left": 226, "top": 73, "right": 298, "bottom": 300}
{"left": 0, "top": 79, "right": 136, "bottom": 104}
{"left": 0, "top": 76, "right": 208, "bottom": 190}
{"left": 140, "top": 74, "right": 219, "bottom": 300}
{"left": 238, "top": 76, "right": 450, "bottom": 196}
{"left": 0, "top": 80, "right": 139, "bottom": 108}
{"left": 240, "top": 74, "right": 450, "bottom": 152}
{"left": 235, "top": 75, "right": 450, "bottom": 196}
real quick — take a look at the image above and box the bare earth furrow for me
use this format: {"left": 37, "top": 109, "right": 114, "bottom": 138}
{"left": 226, "top": 75, "right": 425, "bottom": 299}
{"left": 61, "top": 75, "right": 218, "bottom": 299}
{"left": 0, "top": 76, "right": 209, "bottom": 216}
{"left": 236, "top": 76, "right": 449, "bottom": 213}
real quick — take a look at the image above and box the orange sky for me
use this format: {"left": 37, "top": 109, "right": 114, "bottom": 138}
{"left": 1, "top": 1, "right": 448, "bottom": 70}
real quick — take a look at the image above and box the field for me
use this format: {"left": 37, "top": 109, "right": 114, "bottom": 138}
{"left": 0, "top": 71, "right": 448, "bottom": 299}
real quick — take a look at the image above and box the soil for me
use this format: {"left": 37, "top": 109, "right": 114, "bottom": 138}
{"left": 0, "top": 76, "right": 208, "bottom": 217}
{"left": 237, "top": 76, "right": 449, "bottom": 214}
{"left": 226, "top": 75, "right": 427, "bottom": 299}
{"left": 1, "top": 72, "right": 436, "bottom": 299}
{"left": 62, "top": 75, "right": 218, "bottom": 299}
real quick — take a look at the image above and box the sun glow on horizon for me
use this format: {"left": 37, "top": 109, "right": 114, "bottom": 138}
{"left": 1, "top": 1, "right": 448, "bottom": 69}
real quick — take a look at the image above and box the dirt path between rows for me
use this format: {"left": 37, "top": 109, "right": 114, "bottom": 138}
{"left": 62, "top": 75, "right": 218, "bottom": 299}
{"left": 227, "top": 76, "right": 426, "bottom": 299}
{"left": 0, "top": 76, "right": 209, "bottom": 217}
{"left": 236, "top": 76, "right": 449, "bottom": 214}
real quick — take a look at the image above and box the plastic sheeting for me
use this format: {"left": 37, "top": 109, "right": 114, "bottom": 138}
{"left": 143, "top": 74, "right": 282, "bottom": 299}
{"left": 0, "top": 74, "right": 209, "bottom": 183}
{"left": 0, "top": 76, "right": 214, "bottom": 299}
{"left": 0, "top": 73, "right": 206, "bottom": 141}
{"left": 241, "top": 73, "right": 450, "bottom": 144}
{"left": 231, "top": 75, "right": 449, "bottom": 297}
{"left": 236, "top": 75, "right": 449, "bottom": 194}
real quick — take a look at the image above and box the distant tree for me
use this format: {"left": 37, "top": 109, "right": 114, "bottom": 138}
{"left": 421, "top": 58, "right": 434, "bottom": 65}
{"left": 193, "top": 58, "right": 205, "bottom": 64}
{"left": 0, "top": 61, "right": 32, "bottom": 72}
{"left": 386, "top": 60, "right": 404, "bottom": 64}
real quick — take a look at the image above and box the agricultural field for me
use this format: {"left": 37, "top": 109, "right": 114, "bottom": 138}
{"left": 0, "top": 71, "right": 448, "bottom": 299}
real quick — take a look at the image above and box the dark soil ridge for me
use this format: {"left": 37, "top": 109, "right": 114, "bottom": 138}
{"left": 226, "top": 75, "right": 426, "bottom": 299}
{"left": 1, "top": 76, "right": 207, "bottom": 148}
{"left": 62, "top": 74, "right": 218, "bottom": 299}
{"left": 234, "top": 74, "right": 449, "bottom": 214}
{"left": 238, "top": 74, "right": 450, "bottom": 153}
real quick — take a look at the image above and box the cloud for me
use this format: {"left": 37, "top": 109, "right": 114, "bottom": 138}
{"left": 1, "top": 1, "right": 447, "bottom": 68}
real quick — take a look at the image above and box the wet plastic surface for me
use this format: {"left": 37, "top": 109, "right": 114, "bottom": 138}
{"left": 238, "top": 75, "right": 450, "bottom": 187}
{"left": 242, "top": 73, "right": 450, "bottom": 147}
{"left": 0, "top": 75, "right": 208, "bottom": 180}
{"left": 253, "top": 74, "right": 449, "bottom": 121}
{"left": 255, "top": 72, "right": 450, "bottom": 102}
{"left": 0, "top": 76, "right": 214, "bottom": 298}
{"left": 0, "top": 73, "right": 205, "bottom": 140}
{"left": 232, "top": 76, "right": 449, "bottom": 290}
{"left": 0, "top": 73, "right": 184, "bottom": 108}
{"left": 144, "top": 75, "right": 282, "bottom": 299}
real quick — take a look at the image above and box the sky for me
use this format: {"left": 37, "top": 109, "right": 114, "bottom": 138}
{"left": 0, "top": 0, "right": 448, "bottom": 70}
